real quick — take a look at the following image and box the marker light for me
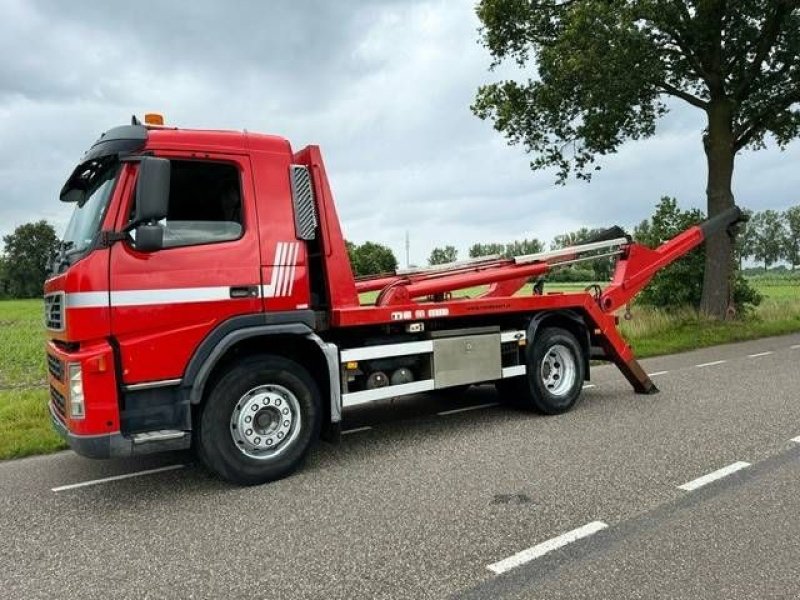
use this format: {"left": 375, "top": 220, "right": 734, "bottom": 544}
{"left": 67, "top": 363, "right": 85, "bottom": 419}
{"left": 144, "top": 113, "right": 164, "bottom": 126}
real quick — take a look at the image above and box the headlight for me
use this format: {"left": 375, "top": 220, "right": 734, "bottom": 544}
{"left": 67, "top": 363, "right": 85, "bottom": 419}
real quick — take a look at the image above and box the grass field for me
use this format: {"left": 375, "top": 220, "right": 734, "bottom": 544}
{"left": 0, "top": 279, "right": 798, "bottom": 460}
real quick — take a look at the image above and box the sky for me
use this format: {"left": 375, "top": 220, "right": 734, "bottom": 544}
{"left": 1, "top": 0, "right": 798, "bottom": 267}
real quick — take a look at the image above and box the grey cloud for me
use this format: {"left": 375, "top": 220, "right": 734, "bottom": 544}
{"left": 0, "top": 0, "right": 797, "bottom": 267}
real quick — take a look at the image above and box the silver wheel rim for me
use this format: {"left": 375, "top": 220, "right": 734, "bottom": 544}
{"left": 539, "top": 344, "right": 577, "bottom": 397}
{"left": 230, "top": 384, "right": 302, "bottom": 460}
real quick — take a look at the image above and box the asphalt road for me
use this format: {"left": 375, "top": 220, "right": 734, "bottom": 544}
{"left": 1, "top": 333, "right": 799, "bottom": 600}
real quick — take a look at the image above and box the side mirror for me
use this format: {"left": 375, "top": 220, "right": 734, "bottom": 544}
{"left": 135, "top": 157, "right": 170, "bottom": 224}
{"left": 135, "top": 224, "right": 164, "bottom": 252}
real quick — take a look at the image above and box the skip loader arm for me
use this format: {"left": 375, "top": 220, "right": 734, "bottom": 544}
{"left": 589, "top": 205, "right": 745, "bottom": 395}
{"left": 599, "top": 206, "right": 745, "bottom": 313}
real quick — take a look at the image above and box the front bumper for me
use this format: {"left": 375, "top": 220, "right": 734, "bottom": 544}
{"left": 50, "top": 403, "right": 189, "bottom": 458}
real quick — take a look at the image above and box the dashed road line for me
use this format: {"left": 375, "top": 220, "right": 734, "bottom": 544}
{"left": 791, "top": 344, "right": 800, "bottom": 350}
{"left": 52, "top": 464, "right": 187, "bottom": 492}
{"left": 438, "top": 402, "right": 499, "bottom": 416}
{"left": 695, "top": 359, "right": 727, "bottom": 368}
{"left": 487, "top": 521, "right": 608, "bottom": 575}
{"left": 342, "top": 426, "right": 372, "bottom": 435}
{"left": 582, "top": 383, "right": 596, "bottom": 389}
{"left": 790, "top": 436, "right": 800, "bottom": 444}
{"left": 747, "top": 351, "right": 774, "bottom": 358}
{"left": 677, "top": 461, "right": 750, "bottom": 491}
{"left": 648, "top": 370, "right": 669, "bottom": 377}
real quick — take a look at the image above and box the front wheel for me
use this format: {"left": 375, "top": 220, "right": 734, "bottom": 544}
{"left": 496, "top": 327, "right": 585, "bottom": 415}
{"left": 196, "top": 354, "right": 321, "bottom": 485}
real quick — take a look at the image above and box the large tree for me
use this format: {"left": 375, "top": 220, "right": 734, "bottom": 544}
{"left": 473, "top": 0, "right": 800, "bottom": 317}
{"left": 2, "top": 220, "right": 59, "bottom": 299}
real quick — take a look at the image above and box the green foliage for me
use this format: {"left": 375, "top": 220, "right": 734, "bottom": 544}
{"left": 784, "top": 205, "right": 800, "bottom": 269}
{"left": 634, "top": 197, "right": 760, "bottom": 310}
{"left": 346, "top": 240, "right": 398, "bottom": 277}
{"left": 551, "top": 226, "right": 615, "bottom": 280}
{"left": 428, "top": 245, "right": 458, "bottom": 265}
{"left": 1, "top": 220, "right": 59, "bottom": 299}
{"left": 469, "top": 238, "right": 544, "bottom": 259}
{"left": 546, "top": 266, "right": 595, "bottom": 283}
{"left": 473, "top": 1, "right": 800, "bottom": 183}
{"left": 750, "top": 209, "right": 787, "bottom": 270}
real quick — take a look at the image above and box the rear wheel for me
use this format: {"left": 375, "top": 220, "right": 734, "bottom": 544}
{"left": 196, "top": 354, "right": 321, "bottom": 485}
{"left": 496, "top": 327, "right": 585, "bottom": 415}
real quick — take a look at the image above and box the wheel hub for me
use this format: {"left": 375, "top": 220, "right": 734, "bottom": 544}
{"left": 230, "top": 384, "right": 300, "bottom": 460}
{"left": 540, "top": 344, "right": 577, "bottom": 397}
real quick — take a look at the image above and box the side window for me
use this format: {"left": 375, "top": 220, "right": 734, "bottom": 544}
{"left": 159, "top": 160, "right": 243, "bottom": 248}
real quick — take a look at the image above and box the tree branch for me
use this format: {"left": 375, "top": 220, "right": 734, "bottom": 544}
{"left": 734, "top": 88, "right": 800, "bottom": 151}
{"left": 656, "top": 82, "right": 709, "bottom": 109}
{"left": 734, "top": 1, "right": 793, "bottom": 101}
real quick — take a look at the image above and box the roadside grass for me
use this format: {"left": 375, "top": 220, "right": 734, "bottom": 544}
{"left": 0, "top": 278, "right": 797, "bottom": 460}
{"left": 0, "top": 388, "right": 65, "bottom": 459}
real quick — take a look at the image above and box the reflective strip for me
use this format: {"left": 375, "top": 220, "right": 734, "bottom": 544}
{"left": 502, "top": 365, "right": 526, "bottom": 378}
{"left": 343, "top": 379, "right": 435, "bottom": 407}
{"left": 500, "top": 330, "right": 526, "bottom": 344}
{"left": 340, "top": 340, "right": 434, "bottom": 362}
{"left": 65, "top": 292, "right": 109, "bottom": 308}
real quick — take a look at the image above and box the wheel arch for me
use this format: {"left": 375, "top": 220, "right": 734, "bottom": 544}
{"left": 182, "top": 313, "right": 341, "bottom": 432}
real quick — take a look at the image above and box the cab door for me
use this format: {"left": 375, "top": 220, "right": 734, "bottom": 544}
{"left": 109, "top": 152, "right": 262, "bottom": 386}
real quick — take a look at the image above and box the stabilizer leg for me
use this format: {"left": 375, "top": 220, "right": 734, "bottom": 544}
{"left": 617, "top": 357, "right": 659, "bottom": 394}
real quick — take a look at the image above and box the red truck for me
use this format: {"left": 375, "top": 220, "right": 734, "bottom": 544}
{"left": 44, "top": 114, "right": 743, "bottom": 485}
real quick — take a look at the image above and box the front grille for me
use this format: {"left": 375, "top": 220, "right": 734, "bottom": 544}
{"left": 47, "top": 353, "right": 64, "bottom": 381}
{"left": 50, "top": 385, "right": 66, "bottom": 419}
{"left": 44, "top": 292, "right": 65, "bottom": 331}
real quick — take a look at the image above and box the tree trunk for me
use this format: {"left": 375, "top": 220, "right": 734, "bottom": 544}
{"left": 700, "top": 100, "right": 736, "bottom": 319}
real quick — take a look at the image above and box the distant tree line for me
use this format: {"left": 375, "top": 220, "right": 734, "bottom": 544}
{"left": 738, "top": 206, "right": 800, "bottom": 271}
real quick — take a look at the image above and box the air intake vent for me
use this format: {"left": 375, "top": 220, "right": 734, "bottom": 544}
{"left": 289, "top": 165, "right": 318, "bottom": 241}
{"left": 44, "top": 292, "right": 65, "bottom": 331}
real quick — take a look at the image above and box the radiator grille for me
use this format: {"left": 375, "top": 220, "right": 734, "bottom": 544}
{"left": 50, "top": 385, "right": 66, "bottom": 419}
{"left": 47, "top": 353, "right": 64, "bottom": 381}
{"left": 290, "top": 165, "right": 318, "bottom": 240}
{"left": 44, "top": 292, "right": 65, "bottom": 331}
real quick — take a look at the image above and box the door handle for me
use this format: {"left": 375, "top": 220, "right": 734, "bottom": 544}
{"left": 229, "top": 285, "right": 259, "bottom": 299}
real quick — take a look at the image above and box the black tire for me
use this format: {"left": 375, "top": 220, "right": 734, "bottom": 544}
{"left": 195, "top": 354, "right": 321, "bottom": 486}
{"left": 496, "top": 327, "right": 585, "bottom": 415}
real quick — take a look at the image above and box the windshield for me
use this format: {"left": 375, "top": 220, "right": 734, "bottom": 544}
{"left": 61, "top": 158, "right": 120, "bottom": 254}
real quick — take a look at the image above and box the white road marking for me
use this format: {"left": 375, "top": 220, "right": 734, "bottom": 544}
{"left": 438, "top": 402, "right": 499, "bottom": 416}
{"left": 790, "top": 436, "right": 800, "bottom": 444}
{"left": 790, "top": 344, "right": 800, "bottom": 350}
{"left": 678, "top": 461, "right": 750, "bottom": 491}
{"left": 342, "top": 426, "right": 372, "bottom": 435}
{"left": 747, "top": 351, "right": 774, "bottom": 358}
{"left": 695, "top": 360, "right": 727, "bottom": 368}
{"left": 582, "top": 383, "right": 596, "bottom": 389}
{"left": 52, "top": 464, "right": 186, "bottom": 492}
{"left": 487, "top": 521, "right": 608, "bottom": 575}
{"left": 648, "top": 370, "right": 669, "bottom": 377}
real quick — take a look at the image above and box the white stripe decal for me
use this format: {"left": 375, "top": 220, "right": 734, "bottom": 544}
{"left": 65, "top": 292, "right": 109, "bottom": 308}
{"left": 277, "top": 242, "right": 288, "bottom": 298}
{"left": 110, "top": 287, "right": 231, "bottom": 306}
{"left": 262, "top": 242, "right": 283, "bottom": 298}
{"left": 287, "top": 242, "right": 299, "bottom": 296}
